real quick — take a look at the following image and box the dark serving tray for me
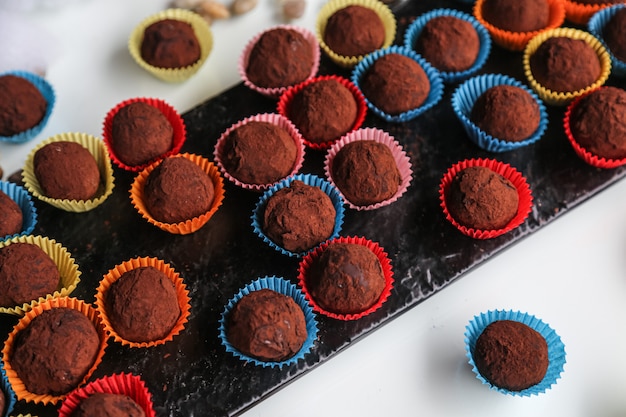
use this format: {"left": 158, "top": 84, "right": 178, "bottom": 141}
{"left": 2, "top": 1, "right": 626, "bottom": 416}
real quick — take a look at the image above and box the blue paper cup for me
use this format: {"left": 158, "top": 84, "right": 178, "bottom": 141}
{"left": 0, "top": 70, "right": 55, "bottom": 144}
{"left": 451, "top": 73, "right": 549, "bottom": 152}
{"left": 351, "top": 45, "right": 444, "bottom": 123}
{"left": 404, "top": 8, "right": 491, "bottom": 84}
{"left": 0, "top": 181, "right": 37, "bottom": 241}
{"left": 251, "top": 173, "right": 345, "bottom": 258}
{"left": 218, "top": 276, "right": 318, "bottom": 368}
{"left": 464, "top": 309, "right": 566, "bottom": 396}
{"left": 588, "top": 4, "right": 626, "bottom": 78}
{"left": 0, "top": 361, "right": 17, "bottom": 417}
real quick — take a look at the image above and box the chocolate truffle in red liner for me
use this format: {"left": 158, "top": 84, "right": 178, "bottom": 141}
{"left": 481, "top": 0, "right": 550, "bottom": 33}
{"left": 0, "top": 74, "right": 47, "bottom": 137}
{"left": 140, "top": 19, "right": 200, "bottom": 69}
{"left": 323, "top": 5, "right": 385, "bottom": 57}
{"left": 604, "top": 8, "right": 626, "bottom": 62}
{"left": 0, "top": 189, "right": 22, "bottom": 238}
{"left": 72, "top": 392, "right": 146, "bottom": 417}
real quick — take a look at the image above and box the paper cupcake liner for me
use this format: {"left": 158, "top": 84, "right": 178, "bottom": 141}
{"left": 297, "top": 236, "right": 394, "bottom": 321}
{"left": 213, "top": 113, "right": 306, "bottom": 191}
{"left": 0, "top": 361, "right": 17, "bottom": 417}
{"left": 22, "top": 132, "right": 116, "bottom": 212}
{"left": 0, "top": 70, "right": 55, "bottom": 144}
{"left": 316, "top": 0, "right": 397, "bottom": 68}
{"left": 94, "top": 256, "right": 191, "bottom": 348}
{"left": 464, "top": 309, "right": 566, "bottom": 396}
{"left": 58, "top": 373, "right": 156, "bottom": 417}
{"left": 128, "top": 8, "right": 213, "bottom": 83}
{"left": 0, "top": 181, "right": 37, "bottom": 241}
{"left": 277, "top": 75, "right": 367, "bottom": 150}
{"left": 404, "top": 8, "right": 492, "bottom": 84}
{"left": 238, "top": 25, "right": 321, "bottom": 99}
{"left": 0, "top": 235, "right": 81, "bottom": 316}
{"left": 251, "top": 173, "right": 345, "bottom": 258}
{"left": 218, "top": 276, "right": 318, "bottom": 368}
{"left": 523, "top": 27, "right": 612, "bottom": 107}
{"left": 451, "top": 73, "right": 549, "bottom": 152}
{"left": 439, "top": 158, "right": 533, "bottom": 239}
{"left": 102, "top": 97, "right": 187, "bottom": 172}
{"left": 129, "top": 153, "right": 225, "bottom": 235}
{"left": 588, "top": 4, "right": 626, "bottom": 78}
{"left": 564, "top": 0, "right": 615, "bottom": 25}
{"left": 473, "top": 0, "right": 565, "bottom": 51}
{"left": 1, "top": 297, "right": 108, "bottom": 405}
{"left": 324, "top": 127, "right": 412, "bottom": 210}
{"left": 351, "top": 45, "right": 444, "bottom": 123}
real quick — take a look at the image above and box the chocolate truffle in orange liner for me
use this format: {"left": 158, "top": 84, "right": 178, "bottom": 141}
{"left": 129, "top": 153, "right": 225, "bottom": 235}
{"left": 1, "top": 297, "right": 107, "bottom": 405}
{"left": 439, "top": 158, "right": 533, "bottom": 239}
{"left": 95, "top": 257, "right": 190, "bottom": 348}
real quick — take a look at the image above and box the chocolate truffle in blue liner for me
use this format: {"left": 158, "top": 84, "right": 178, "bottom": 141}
{"left": 588, "top": 5, "right": 626, "bottom": 78}
{"left": 0, "top": 70, "right": 55, "bottom": 144}
{"left": 218, "top": 276, "right": 318, "bottom": 369}
{"left": 404, "top": 8, "right": 491, "bottom": 84}
{"left": 0, "top": 181, "right": 37, "bottom": 241}
{"left": 464, "top": 309, "right": 566, "bottom": 397}
{"left": 251, "top": 173, "right": 345, "bottom": 258}
{"left": 0, "top": 361, "right": 17, "bottom": 417}
{"left": 351, "top": 45, "right": 444, "bottom": 123}
{"left": 451, "top": 73, "right": 548, "bottom": 152}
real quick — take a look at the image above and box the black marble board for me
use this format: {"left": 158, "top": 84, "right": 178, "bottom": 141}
{"left": 2, "top": 1, "right": 626, "bottom": 416}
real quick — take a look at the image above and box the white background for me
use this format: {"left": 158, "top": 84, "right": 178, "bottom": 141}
{"left": 1, "top": 1, "right": 626, "bottom": 416}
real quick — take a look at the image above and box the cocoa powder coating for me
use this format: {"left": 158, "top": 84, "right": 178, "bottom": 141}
{"left": 323, "top": 5, "right": 385, "bottom": 57}
{"left": 72, "top": 393, "right": 146, "bottom": 417}
{"left": 604, "top": 8, "right": 626, "bottom": 63}
{"left": 140, "top": 19, "right": 200, "bottom": 69}
{"left": 481, "top": 0, "right": 550, "bottom": 33}
{"left": 0, "top": 189, "right": 23, "bottom": 238}
{"left": 0, "top": 74, "right": 47, "bottom": 137}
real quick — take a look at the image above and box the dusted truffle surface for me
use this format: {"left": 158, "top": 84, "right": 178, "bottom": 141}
{"left": 481, "top": 0, "right": 550, "bottom": 32}
{"left": 474, "top": 320, "right": 549, "bottom": 391}
{"left": 72, "top": 393, "right": 146, "bottom": 417}
{"left": 570, "top": 86, "right": 626, "bottom": 160}
{"left": 331, "top": 140, "right": 401, "bottom": 206}
{"left": 0, "top": 74, "right": 47, "bottom": 137}
{"left": 360, "top": 53, "right": 430, "bottom": 115}
{"left": 471, "top": 85, "right": 541, "bottom": 142}
{"left": 140, "top": 19, "right": 200, "bottom": 69}
{"left": 0, "top": 189, "right": 23, "bottom": 238}
{"left": 221, "top": 121, "right": 297, "bottom": 185}
{"left": 106, "top": 266, "right": 180, "bottom": 343}
{"left": 308, "top": 242, "right": 385, "bottom": 315}
{"left": 10, "top": 308, "right": 100, "bottom": 396}
{"left": 227, "top": 288, "right": 307, "bottom": 362}
{"left": 0, "top": 242, "right": 59, "bottom": 308}
{"left": 0, "top": 389, "right": 4, "bottom": 416}
{"left": 33, "top": 141, "right": 101, "bottom": 201}
{"left": 289, "top": 79, "right": 357, "bottom": 144}
{"left": 323, "top": 5, "right": 385, "bottom": 57}
{"left": 263, "top": 180, "right": 336, "bottom": 253}
{"left": 604, "top": 8, "right": 626, "bottom": 63}
{"left": 246, "top": 28, "right": 314, "bottom": 88}
{"left": 446, "top": 166, "right": 519, "bottom": 230}
{"left": 144, "top": 156, "right": 215, "bottom": 224}
{"left": 111, "top": 102, "right": 174, "bottom": 167}
{"left": 529, "top": 37, "right": 601, "bottom": 93}
{"left": 415, "top": 16, "right": 480, "bottom": 72}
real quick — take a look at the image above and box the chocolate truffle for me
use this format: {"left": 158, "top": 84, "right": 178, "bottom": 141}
{"left": 0, "top": 242, "right": 59, "bottom": 308}
{"left": 414, "top": 16, "right": 480, "bottom": 72}
{"left": 0, "top": 189, "right": 23, "bottom": 237}
{"left": 360, "top": 53, "right": 431, "bottom": 115}
{"left": 481, "top": 0, "right": 550, "bottom": 33}
{"left": 288, "top": 79, "right": 357, "bottom": 144}
{"left": 331, "top": 140, "right": 401, "bottom": 206}
{"left": 227, "top": 288, "right": 307, "bottom": 362}
{"left": 474, "top": 320, "right": 549, "bottom": 391}
{"left": 140, "top": 19, "right": 200, "bottom": 69}
{"left": 143, "top": 156, "right": 215, "bottom": 224}
{"left": 72, "top": 393, "right": 146, "bottom": 417}
{"left": 471, "top": 85, "right": 541, "bottom": 142}
{"left": 570, "top": 86, "right": 626, "bottom": 160}
{"left": 446, "top": 166, "right": 519, "bottom": 230}
{"left": 111, "top": 101, "right": 174, "bottom": 167}
{"left": 105, "top": 266, "right": 180, "bottom": 343}
{"left": 0, "top": 389, "right": 4, "bottom": 416}
{"left": 263, "top": 180, "right": 336, "bottom": 253}
{"left": 308, "top": 242, "right": 385, "bottom": 314}
{"left": 0, "top": 74, "right": 47, "bottom": 137}
{"left": 246, "top": 28, "right": 314, "bottom": 88}
{"left": 323, "top": 5, "right": 385, "bottom": 57}
{"left": 10, "top": 307, "right": 100, "bottom": 396}
{"left": 604, "top": 8, "right": 626, "bottom": 63}
{"left": 33, "top": 141, "right": 101, "bottom": 201}
{"left": 221, "top": 121, "right": 298, "bottom": 185}
{"left": 529, "top": 36, "right": 601, "bottom": 93}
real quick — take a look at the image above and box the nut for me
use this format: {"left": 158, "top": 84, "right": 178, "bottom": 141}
{"left": 232, "top": 0, "right": 258, "bottom": 15}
